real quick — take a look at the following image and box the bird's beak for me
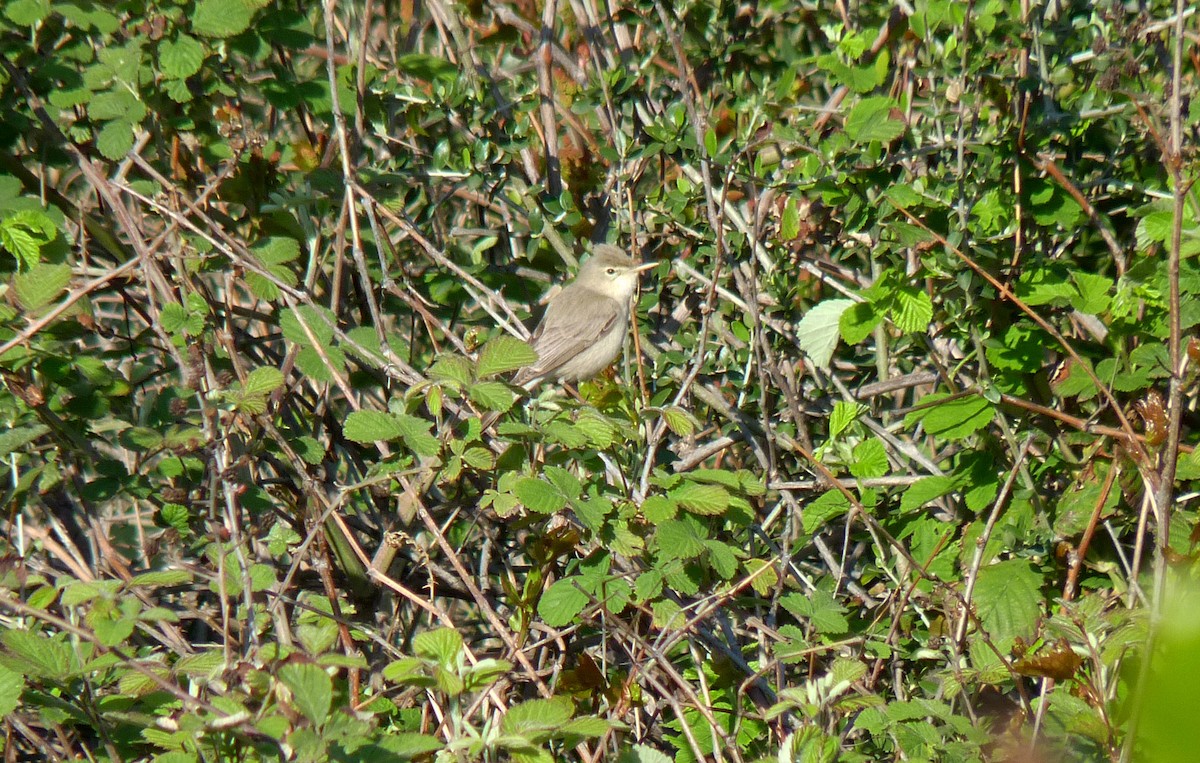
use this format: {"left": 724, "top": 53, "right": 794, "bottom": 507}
{"left": 632, "top": 261, "right": 659, "bottom": 273}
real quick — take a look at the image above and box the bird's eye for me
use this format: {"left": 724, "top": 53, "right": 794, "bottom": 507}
{"left": 606, "top": 268, "right": 616, "bottom": 275}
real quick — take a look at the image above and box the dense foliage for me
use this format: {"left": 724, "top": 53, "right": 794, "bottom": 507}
{"left": 2, "top": 0, "right": 1199, "bottom": 760}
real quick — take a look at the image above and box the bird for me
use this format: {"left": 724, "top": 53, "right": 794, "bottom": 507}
{"left": 511, "top": 244, "right": 657, "bottom": 387}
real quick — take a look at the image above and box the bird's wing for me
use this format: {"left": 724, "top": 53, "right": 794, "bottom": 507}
{"left": 524, "top": 286, "right": 622, "bottom": 378}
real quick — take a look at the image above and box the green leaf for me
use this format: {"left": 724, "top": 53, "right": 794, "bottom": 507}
{"left": 0, "top": 664, "right": 26, "bottom": 717}
{"left": 247, "top": 236, "right": 300, "bottom": 300}
{"left": 538, "top": 578, "right": 589, "bottom": 627}
{"left": 972, "top": 560, "right": 1042, "bottom": 650}
{"left": 0, "top": 424, "right": 49, "bottom": 457}
{"left": 661, "top": 406, "right": 697, "bottom": 437}
{"left": 95, "top": 120, "right": 135, "bottom": 160}
{"left": 829, "top": 401, "right": 866, "bottom": 438}
{"left": 573, "top": 409, "right": 615, "bottom": 448}
{"left": 900, "top": 476, "right": 955, "bottom": 512}
{"left": 849, "top": 437, "right": 888, "bottom": 479}
{"left": 906, "top": 393, "right": 994, "bottom": 440}
{"left": 396, "top": 53, "right": 460, "bottom": 84}
{"left": 193, "top": 0, "right": 256, "bottom": 38}
{"left": 839, "top": 301, "right": 881, "bottom": 345}
{"left": 280, "top": 305, "right": 337, "bottom": 347}
{"left": 0, "top": 209, "right": 57, "bottom": 269}
{"left": 4, "top": 0, "right": 50, "bottom": 26}
{"left": 476, "top": 334, "right": 539, "bottom": 379}
{"left": 891, "top": 287, "right": 933, "bottom": 333}
{"left": 543, "top": 466, "right": 581, "bottom": 500}
{"left": 429, "top": 354, "right": 473, "bottom": 387}
{"left": 91, "top": 610, "right": 135, "bottom": 646}
{"left": 1, "top": 629, "right": 73, "bottom": 680}
{"left": 159, "top": 35, "right": 206, "bottom": 79}
{"left": 845, "top": 97, "right": 905, "bottom": 143}
{"left": 618, "top": 744, "right": 674, "bottom": 763}
{"left": 1016, "top": 267, "right": 1076, "bottom": 306}
{"left": 243, "top": 367, "right": 284, "bottom": 396}
{"left": 468, "top": 380, "right": 516, "bottom": 412}
{"left": 129, "top": 570, "right": 193, "bottom": 587}
{"left": 13, "top": 262, "right": 71, "bottom": 310}
{"left": 745, "top": 557, "right": 779, "bottom": 596}
{"left": 502, "top": 696, "right": 574, "bottom": 735}
{"left": 802, "top": 490, "right": 850, "bottom": 534}
{"left": 369, "top": 734, "right": 443, "bottom": 758}
{"left": 705, "top": 540, "right": 740, "bottom": 579}
{"left": 641, "top": 495, "right": 676, "bottom": 524}
{"left": 781, "top": 590, "right": 849, "bottom": 634}
{"left": 670, "top": 482, "right": 730, "bottom": 516}
{"left": 343, "top": 411, "right": 403, "bottom": 443}
{"left": 781, "top": 198, "right": 801, "bottom": 240}
{"left": 413, "top": 627, "right": 463, "bottom": 664}
{"left": 655, "top": 517, "right": 707, "bottom": 560}
{"left": 278, "top": 663, "right": 332, "bottom": 727}
{"left": 1071, "top": 272, "right": 1112, "bottom": 314}
{"left": 88, "top": 89, "right": 146, "bottom": 121}
{"left": 797, "top": 299, "right": 854, "bottom": 370}
{"left": 515, "top": 477, "right": 567, "bottom": 514}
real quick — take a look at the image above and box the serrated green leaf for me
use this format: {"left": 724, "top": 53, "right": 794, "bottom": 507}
{"left": 14, "top": 262, "right": 71, "bottom": 310}
{"left": 621, "top": 744, "right": 674, "bottom": 763}
{"left": 280, "top": 305, "right": 336, "bottom": 347}
{"left": 90, "top": 610, "right": 135, "bottom": 646}
{"left": 573, "top": 409, "right": 615, "bottom": 448}
{"left": 515, "top": 477, "right": 566, "bottom": 514}
{"left": 96, "top": 120, "right": 135, "bottom": 160}
{"left": 476, "top": 334, "right": 539, "bottom": 379}
{"left": 165, "top": 78, "right": 194, "bottom": 103}
{"left": 973, "top": 560, "right": 1041, "bottom": 650}
{"left": 906, "top": 392, "right": 994, "bottom": 440}
{"left": 543, "top": 465, "right": 581, "bottom": 500}
{"left": 705, "top": 540, "right": 740, "bottom": 579}
{"left": 661, "top": 406, "right": 696, "bottom": 436}
{"left": 802, "top": 490, "right": 850, "bottom": 534}
{"left": 129, "top": 570, "right": 193, "bottom": 587}
{"left": 641, "top": 495, "right": 676, "bottom": 524}
{"left": 0, "top": 424, "right": 50, "bottom": 457}
{"left": 671, "top": 482, "right": 730, "bottom": 516}
{"left": 1, "top": 630, "right": 72, "bottom": 680}
{"left": 193, "top": 0, "right": 255, "bottom": 38}
{"left": 4, "top": 0, "right": 49, "bottom": 25}
{"left": 845, "top": 97, "right": 905, "bottom": 143}
{"left": 502, "top": 696, "right": 574, "bottom": 734}
{"left": 0, "top": 210, "right": 57, "bottom": 269}
{"left": 781, "top": 589, "right": 849, "bottom": 634}
{"left": 159, "top": 35, "right": 206, "bottom": 78}
{"left": 797, "top": 299, "right": 853, "bottom": 370}
{"left": 278, "top": 663, "right": 332, "bottom": 726}
{"left": 849, "top": 437, "right": 888, "bottom": 479}
{"left": 745, "top": 557, "right": 778, "bottom": 596}
{"left": 829, "top": 400, "right": 866, "bottom": 438}
{"left": 413, "top": 626, "right": 463, "bottom": 664}
{"left": 88, "top": 89, "right": 145, "bottom": 121}
{"left": 429, "top": 354, "right": 473, "bottom": 386}
{"left": 891, "top": 287, "right": 933, "bottom": 333}
{"left": 343, "top": 410, "right": 405, "bottom": 443}
{"left": 374, "top": 733, "right": 443, "bottom": 757}
{"left": 900, "top": 476, "right": 956, "bottom": 512}
{"left": 243, "top": 367, "right": 284, "bottom": 396}
{"left": 839, "top": 301, "right": 881, "bottom": 345}
{"left": 655, "top": 518, "right": 707, "bottom": 559}
{"left": 538, "top": 578, "right": 588, "bottom": 627}
{"left": 468, "top": 380, "right": 516, "bottom": 412}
